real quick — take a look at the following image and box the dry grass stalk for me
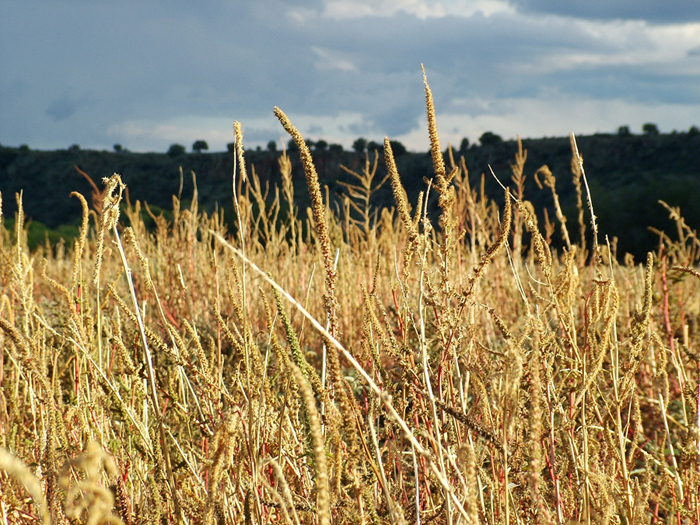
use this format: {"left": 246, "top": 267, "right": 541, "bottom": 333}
{"left": 422, "top": 64, "right": 446, "bottom": 181}
{"left": 384, "top": 138, "right": 419, "bottom": 251}
{"left": 535, "top": 164, "right": 572, "bottom": 249}
{"left": 463, "top": 188, "right": 513, "bottom": 301}
{"left": 234, "top": 121, "right": 248, "bottom": 183}
{"left": 290, "top": 363, "right": 329, "bottom": 525}
{"left": 59, "top": 441, "right": 124, "bottom": 525}
{"left": 0, "top": 447, "right": 51, "bottom": 525}
{"left": 273, "top": 108, "right": 336, "bottom": 300}
{"left": 3, "top": 78, "right": 700, "bottom": 525}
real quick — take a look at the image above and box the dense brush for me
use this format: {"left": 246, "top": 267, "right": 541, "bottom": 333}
{"left": 1, "top": 77, "right": 700, "bottom": 525}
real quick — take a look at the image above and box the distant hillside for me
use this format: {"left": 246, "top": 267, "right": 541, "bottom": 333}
{"left": 2, "top": 130, "right": 700, "bottom": 260}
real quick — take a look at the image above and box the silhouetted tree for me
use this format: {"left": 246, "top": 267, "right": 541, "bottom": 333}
{"left": 267, "top": 140, "right": 277, "bottom": 152}
{"left": 352, "top": 138, "right": 367, "bottom": 153}
{"left": 315, "top": 139, "right": 328, "bottom": 151}
{"left": 192, "top": 140, "right": 209, "bottom": 153}
{"left": 617, "top": 126, "right": 631, "bottom": 136}
{"left": 689, "top": 125, "right": 700, "bottom": 136}
{"left": 226, "top": 142, "right": 235, "bottom": 152}
{"left": 367, "top": 140, "right": 383, "bottom": 153}
{"left": 329, "top": 143, "right": 344, "bottom": 154}
{"left": 479, "top": 132, "right": 502, "bottom": 146}
{"left": 113, "top": 144, "right": 123, "bottom": 152}
{"left": 459, "top": 137, "right": 470, "bottom": 151}
{"left": 389, "top": 140, "right": 406, "bottom": 156}
{"left": 68, "top": 144, "right": 80, "bottom": 151}
{"left": 287, "top": 139, "right": 298, "bottom": 151}
{"left": 305, "top": 139, "right": 316, "bottom": 149}
{"left": 642, "top": 123, "right": 659, "bottom": 136}
{"left": 168, "top": 144, "right": 186, "bottom": 157}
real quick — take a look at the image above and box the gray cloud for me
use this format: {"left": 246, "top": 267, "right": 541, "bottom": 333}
{"left": 508, "top": 0, "right": 700, "bottom": 23}
{"left": 0, "top": 0, "right": 699, "bottom": 151}
{"left": 45, "top": 96, "right": 86, "bottom": 121}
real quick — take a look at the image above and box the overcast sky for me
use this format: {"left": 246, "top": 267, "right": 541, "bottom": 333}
{"left": 1, "top": 0, "right": 700, "bottom": 152}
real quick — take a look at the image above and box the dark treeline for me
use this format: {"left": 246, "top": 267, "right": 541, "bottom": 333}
{"left": 2, "top": 129, "right": 700, "bottom": 260}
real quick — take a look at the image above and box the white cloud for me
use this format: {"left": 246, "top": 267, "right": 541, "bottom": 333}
{"left": 321, "top": 0, "right": 513, "bottom": 19}
{"left": 107, "top": 95, "right": 700, "bottom": 155}
{"left": 517, "top": 19, "right": 700, "bottom": 73}
{"left": 106, "top": 112, "right": 372, "bottom": 152}
{"left": 394, "top": 96, "right": 700, "bottom": 152}
{"left": 311, "top": 46, "right": 358, "bottom": 71}
{"left": 107, "top": 117, "right": 237, "bottom": 152}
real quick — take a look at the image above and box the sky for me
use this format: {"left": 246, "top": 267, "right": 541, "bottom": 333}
{"left": 1, "top": 0, "right": 700, "bottom": 153}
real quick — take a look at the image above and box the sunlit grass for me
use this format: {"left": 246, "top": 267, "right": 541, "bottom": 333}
{"left": 1, "top": 77, "right": 700, "bottom": 524}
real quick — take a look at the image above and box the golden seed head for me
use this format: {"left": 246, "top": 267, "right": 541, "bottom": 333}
{"left": 233, "top": 121, "right": 247, "bottom": 183}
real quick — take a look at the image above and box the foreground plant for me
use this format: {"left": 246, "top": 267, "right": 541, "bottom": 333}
{"left": 1, "top": 71, "right": 699, "bottom": 525}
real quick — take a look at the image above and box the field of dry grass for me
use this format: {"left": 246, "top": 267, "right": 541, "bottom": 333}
{"left": 2, "top": 75, "right": 700, "bottom": 524}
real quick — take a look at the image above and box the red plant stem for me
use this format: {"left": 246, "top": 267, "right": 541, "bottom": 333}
{"left": 668, "top": 480, "right": 681, "bottom": 525}
{"left": 121, "top": 459, "right": 130, "bottom": 485}
{"left": 108, "top": 345, "right": 117, "bottom": 375}
{"left": 437, "top": 365, "right": 445, "bottom": 409}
